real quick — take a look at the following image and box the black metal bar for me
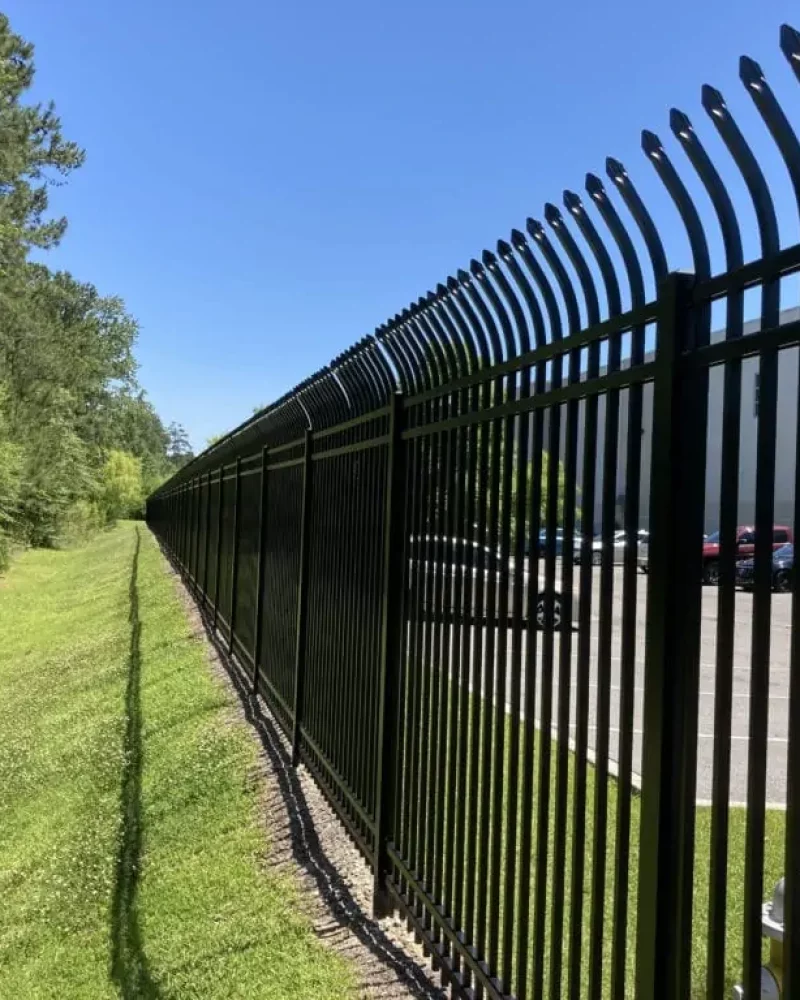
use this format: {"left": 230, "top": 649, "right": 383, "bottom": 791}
{"left": 512, "top": 230, "right": 555, "bottom": 1000}
{"left": 685, "top": 316, "right": 800, "bottom": 366}
{"left": 191, "top": 476, "right": 200, "bottom": 592}
{"left": 252, "top": 446, "right": 269, "bottom": 695}
{"left": 404, "top": 300, "right": 658, "bottom": 409}
{"left": 297, "top": 724, "right": 377, "bottom": 834}
{"left": 311, "top": 433, "right": 390, "bottom": 461}
{"left": 228, "top": 457, "right": 242, "bottom": 656}
{"left": 374, "top": 392, "right": 407, "bottom": 915}
{"left": 636, "top": 272, "right": 706, "bottom": 1000}
{"left": 673, "top": 100, "right": 745, "bottom": 1000}
{"left": 311, "top": 402, "right": 392, "bottom": 439}
{"left": 202, "top": 470, "right": 212, "bottom": 609}
{"left": 588, "top": 168, "right": 648, "bottom": 1000}
{"left": 386, "top": 844, "right": 504, "bottom": 1000}
{"left": 402, "top": 362, "right": 656, "bottom": 441}
{"left": 266, "top": 455, "right": 306, "bottom": 472}
{"left": 213, "top": 467, "right": 224, "bottom": 632}
{"left": 291, "top": 429, "right": 314, "bottom": 766}
{"left": 786, "top": 283, "right": 800, "bottom": 999}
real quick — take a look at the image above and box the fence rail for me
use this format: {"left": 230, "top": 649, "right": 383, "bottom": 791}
{"left": 148, "top": 24, "right": 800, "bottom": 1000}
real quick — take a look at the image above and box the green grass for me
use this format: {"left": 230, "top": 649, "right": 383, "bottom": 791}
{"left": 0, "top": 522, "right": 356, "bottom": 999}
{"left": 426, "top": 678, "right": 785, "bottom": 998}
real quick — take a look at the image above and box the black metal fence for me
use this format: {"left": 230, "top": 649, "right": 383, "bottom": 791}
{"left": 148, "top": 25, "right": 800, "bottom": 1000}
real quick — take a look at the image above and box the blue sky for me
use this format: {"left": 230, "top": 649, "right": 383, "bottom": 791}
{"left": 7, "top": 0, "right": 800, "bottom": 450}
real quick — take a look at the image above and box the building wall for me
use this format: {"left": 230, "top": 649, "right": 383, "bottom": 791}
{"left": 530, "top": 308, "right": 799, "bottom": 536}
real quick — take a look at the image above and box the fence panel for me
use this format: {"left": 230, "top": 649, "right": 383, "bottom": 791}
{"left": 258, "top": 444, "right": 305, "bottom": 734}
{"left": 301, "top": 411, "right": 390, "bottom": 859}
{"left": 146, "top": 22, "right": 800, "bottom": 1000}
{"left": 231, "top": 458, "right": 260, "bottom": 660}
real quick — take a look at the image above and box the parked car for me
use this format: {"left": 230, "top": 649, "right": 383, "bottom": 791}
{"left": 407, "top": 535, "right": 567, "bottom": 631}
{"left": 639, "top": 538, "right": 649, "bottom": 573}
{"left": 532, "top": 528, "right": 565, "bottom": 556}
{"left": 702, "top": 525, "right": 793, "bottom": 584}
{"left": 735, "top": 542, "right": 794, "bottom": 592}
{"left": 574, "top": 529, "right": 650, "bottom": 567}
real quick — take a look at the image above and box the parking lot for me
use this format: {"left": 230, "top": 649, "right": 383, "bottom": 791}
{"left": 430, "top": 563, "right": 793, "bottom": 805}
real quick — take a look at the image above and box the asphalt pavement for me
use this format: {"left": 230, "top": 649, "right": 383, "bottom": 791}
{"left": 424, "top": 562, "right": 793, "bottom": 805}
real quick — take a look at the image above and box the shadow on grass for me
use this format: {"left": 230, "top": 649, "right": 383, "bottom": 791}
{"left": 154, "top": 539, "right": 445, "bottom": 1000}
{"left": 109, "top": 526, "right": 165, "bottom": 999}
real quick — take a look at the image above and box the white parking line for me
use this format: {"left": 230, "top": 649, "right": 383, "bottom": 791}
{"left": 572, "top": 681, "right": 791, "bottom": 700}
{"left": 549, "top": 723, "right": 789, "bottom": 744}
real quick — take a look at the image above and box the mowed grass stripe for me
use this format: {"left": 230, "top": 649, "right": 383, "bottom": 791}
{"left": 0, "top": 522, "right": 356, "bottom": 999}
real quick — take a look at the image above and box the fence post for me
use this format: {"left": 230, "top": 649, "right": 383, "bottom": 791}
{"left": 202, "top": 471, "right": 211, "bottom": 608}
{"left": 193, "top": 475, "right": 202, "bottom": 590}
{"left": 636, "top": 271, "right": 707, "bottom": 1000}
{"left": 184, "top": 484, "right": 191, "bottom": 572}
{"left": 373, "top": 391, "right": 407, "bottom": 917}
{"left": 291, "top": 429, "right": 314, "bottom": 766}
{"left": 252, "top": 445, "right": 269, "bottom": 695}
{"left": 228, "top": 456, "right": 242, "bottom": 655}
{"left": 179, "top": 485, "right": 186, "bottom": 570}
{"left": 213, "top": 466, "right": 224, "bottom": 632}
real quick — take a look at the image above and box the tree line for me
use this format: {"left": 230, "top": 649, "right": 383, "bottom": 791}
{"left": 0, "top": 13, "right": 191, "bottom": 568}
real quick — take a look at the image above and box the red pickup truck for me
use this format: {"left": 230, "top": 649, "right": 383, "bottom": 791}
{"left": 703, "top": 525, "right": 793, "bottom": 584}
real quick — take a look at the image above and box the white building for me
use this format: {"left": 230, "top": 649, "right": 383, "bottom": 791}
{"left": 538, "top": 308, "right": 799, "bottom": 535}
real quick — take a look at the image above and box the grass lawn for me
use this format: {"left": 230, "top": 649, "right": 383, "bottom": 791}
{"left": 0, "top": 522, "right": 356, "bottom": 999}
{"left": 521, "top": 746, "right": 787, "bottom": 998}
{"left": 422, "top": 669, "right": 785, "bottom": 998}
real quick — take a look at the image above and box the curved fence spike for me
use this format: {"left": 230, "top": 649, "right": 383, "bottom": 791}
{"left": 490, "top": 241, "right": 533, "bottom": 354}
{"left": 516, "top": 225, "right": 565, "bottom": 344}
{"left": 781, "top": 23, "right": 800, "bottom": 82}
{"left": 585, "top": 173, "right": 646, "bottom": 313}
{"left": 366, "top": 336, "right": 397, "bottom": 396}
{"left": 421, "top": 292, "right": 461, "bottom": 378}
{"left": 467, "top": 259, "right": 506, "bottom": 363}
{"left": 376, "top": 323, "right": 413, "bottom": 394}
{"left": 460, "top": 265, "right": 503, "bottom": 366}
{"left": 439, "top": 278, "right": 486, "bottom": 372}
{"left": 425, "top": 292, "right": 468, "bottom": 379}
{"left": 346, "top": 341, "right": 384, "bottom": 410}
{"left": 564, "top": 190, "right": 622, "bottom": 317}
{"left": 317, "top": 368, "right": 350, "bottom": 423}
{"left": 411, "top": 307, "right": 454, "bottom": 386}
{"left": 396, "top": 314, "right": 435, "bottom": 392}
{"left": 432, "top": 284, "right": 471, "bottom": 377}
{"left": 477, "top": 249, "right": 519, "bottom": 360}
{"left": 293, "top": 395, "right": 312, "bottom": 432}
{"left": 500, "top": 235, "right": 547, "bottom": 349}
{"left": 543, "top": 206, "right": 600, "bottom": 329}
{"left": 702, "top": 85, "right": 780, "bottom": 262}
{"left": 642, "top": 129, "right": 711, "bottom": 283}
{"left": 407, "top": 302, "right": 451, "bottom": 387}
{"left": 375, "top": 325, "right": 410, "bottom": 394}
{"left": 740, "top": 55, "right": 800, "bottom": 222}
{"left": 349, "top": 345, "right": 382, "bottom": 411}
{"left": 606, "top": 156, "right": 669, "bottom": 286}
{"left": 447, "top": 274, "right": 492, "bottom": 368}
{"left": 382, "top": 318, "right": 420, "bottom": 394}
{"left": 420, "top": 292, "right": 461, "bottom": 380}
{"left": 356, "top": 351, "right": 388, "bottom": 409}
{"left": 670, "top": 108, "right": 744, "bottom": 276}
{"left": 395, "top": 309, "right": 434, "bottom": 390}
{"left": 387, "top": 319, "right": 424, "bottom": 394}
{"left": 415, "top": 296, "right": 454, "bottom": 384}
{"left": 333, "top": 351, "right": 367, "bottom": 414}
{"left": 301, "top": 371, "right": 339, "bottom": 428}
